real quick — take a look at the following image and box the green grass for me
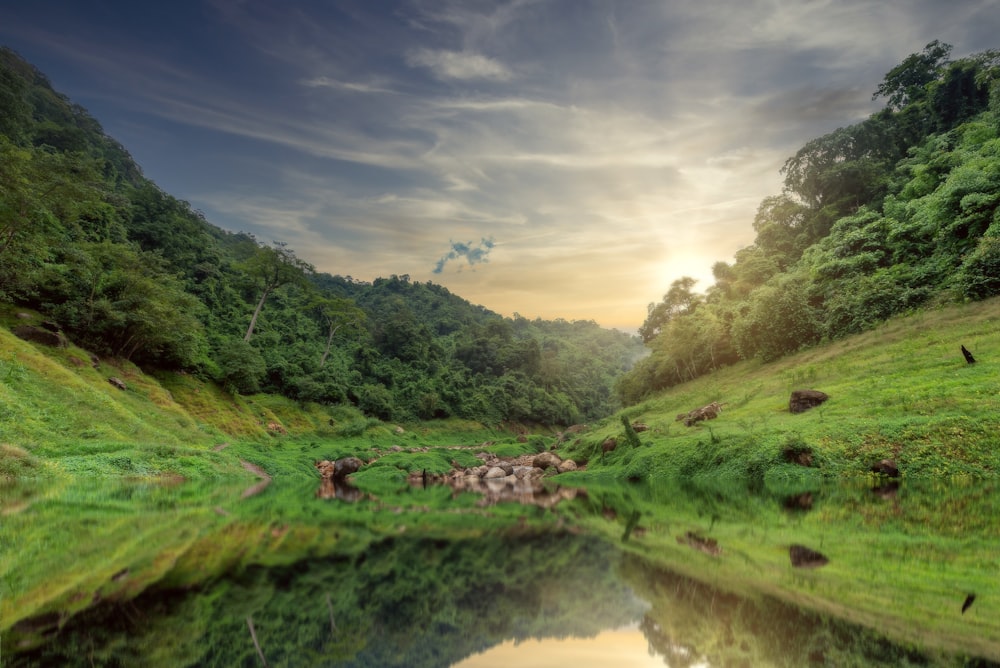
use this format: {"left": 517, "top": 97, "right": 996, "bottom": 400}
{"left": 5, "top": 300, "right": 1000, "bottom": 662}
{"left": 563, "top": 297, "right": 1000, "bottom": 480}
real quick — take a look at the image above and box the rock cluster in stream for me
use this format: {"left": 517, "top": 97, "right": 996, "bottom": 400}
{"left": 410, "top": 451, "right": 583, "bottom": 507}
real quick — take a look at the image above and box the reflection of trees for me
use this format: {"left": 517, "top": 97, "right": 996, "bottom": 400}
{"left": 623, "top": 554, "right": 946, "bottom": 667}
{"left": 16, "top": 530, "right": 646, "bottom": 667}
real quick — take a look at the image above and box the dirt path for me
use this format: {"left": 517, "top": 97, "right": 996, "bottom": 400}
{"left": 239, "top": 459, "right": 272, "bottom": 498}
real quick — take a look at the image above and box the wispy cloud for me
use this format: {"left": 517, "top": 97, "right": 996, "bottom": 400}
{"left": 406, "top": 48, "right": 512, "bottom": 81}
{"left": 4, "top": 0, "right": 998, "bottom": 331}
{"left": 300, "top": 76, "right": 397, "bottom": 95}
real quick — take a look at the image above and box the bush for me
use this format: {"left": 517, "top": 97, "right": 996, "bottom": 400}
{"left": 731, "top": 276, "right": 821, "bottom": 362}
{"left": 957, "top": 235, "right": 1000, "bottom": 300}
{"left": 214, "top": 339, "right": 266, "bottom": 394}
{"left": 356, "top": 384, "right": 395, "bottom": 421}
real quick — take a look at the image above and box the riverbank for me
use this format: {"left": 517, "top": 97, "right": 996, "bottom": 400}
{"left": 3, "top": 297, "right": 1000, "bottom": 484}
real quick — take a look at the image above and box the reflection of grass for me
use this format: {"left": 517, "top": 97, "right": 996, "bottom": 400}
{"left": 573, "top": 477, "right": 1000, "bottom": 662}
{"left": 7, "top": 475, "right": 1000, "bottom": 664}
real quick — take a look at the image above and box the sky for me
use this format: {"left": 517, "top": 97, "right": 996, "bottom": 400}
{"left": 1, "top": 1, "right": 999, "bottom": 331}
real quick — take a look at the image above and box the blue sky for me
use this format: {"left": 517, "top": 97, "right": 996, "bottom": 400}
{"left": 2, "top": 0, "right": 998, "bottom": 330}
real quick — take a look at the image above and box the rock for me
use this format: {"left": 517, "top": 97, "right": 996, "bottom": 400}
{"left": 315, "top": 460, "right": 335, "bottom": 477}
{"left": 631, "top": 422, "right": 650, "bottom": 432}
{"left": 601, "top": 437, "right": 617, "bottom": 455}
{"left": 557, "top": 459, "right": 577, "bottom": 473}
{"left": 484, "top": 466, "right": 507, "bottom": 479}
{"left": 871, "top": 458, "right": 899, "bottom": 478}
{"left": 394, "top": 425, "right": 405, "bottom": 434}
{"left": 334, "top": 457, "right": 364, "bottom": 478}
{"left": 789, "top": 389, "right": 829, "bottom": 414}
{"left": 675, "top": 402, "right": 726, "bottom": 426}
{"left": 532, "top": 452, "right": 562, "bottom": 470}
{"left": 782, "top": 446, "right": 813, "bottom": 467}
{"left": 498, "top": 462, "right": 515, "bottom": 476}
{"left": 108, "top": 377, "right": 127, "bottom": 390}
{"left": 789, "top": 544, "right": 829, "bottom": 568}
{"left": 39, "top": 320, "right": 61, "bottom": 333}
{"left": 677, "top": 531, "right": 722, "bottom": 557}
{"left": 13, "top": 325, "right": 67, "bottom": 348}
{"left": 15, "top": 312, "right": 31, "bottom": 319}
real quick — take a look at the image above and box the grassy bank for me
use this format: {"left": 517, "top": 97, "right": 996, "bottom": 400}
{"left": 562, "top": 296, "right": 1000, "bottom": 482}
{"left": 3, "top": 298, "right": 1000, "bottom": 482}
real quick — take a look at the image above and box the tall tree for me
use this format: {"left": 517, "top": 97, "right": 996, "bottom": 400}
{"left": 312, "top": 295, "right": 366, "bottom": 368}
{"left": 239, "top": 241, "right": 314, "bottom": 342}
{"left": 639, "top": 277, "right": 702, "bottom": 343}
{"left": 872, "top": 40, "right": 952, "bottom": 111}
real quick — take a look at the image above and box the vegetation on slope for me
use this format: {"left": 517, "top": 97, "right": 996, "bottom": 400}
{"left": 0, "top": 45, "right": 641, "bottom": 428}
{"left": 621, "top": 41, "right": 1000, "bottom": 404}
{"left": 563, "top": 297, "right": 1000, "bottom": 481}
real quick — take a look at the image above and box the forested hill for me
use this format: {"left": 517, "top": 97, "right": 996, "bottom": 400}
{"left": 618, "top": 41, "right": 1000, "bottom": 404}
{"left": 0, "top": 46, "right": 643, "bottom": 426}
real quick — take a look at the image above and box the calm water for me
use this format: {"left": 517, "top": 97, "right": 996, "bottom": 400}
{"left": 2, "top": 474, "right": 999, "bottom": 667}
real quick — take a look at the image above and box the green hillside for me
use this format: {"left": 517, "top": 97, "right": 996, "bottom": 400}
{"left": 2, "top": 40, "right": 1000, "bottom": 482}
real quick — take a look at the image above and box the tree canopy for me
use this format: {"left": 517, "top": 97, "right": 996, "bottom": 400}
{"left": 623, "top": 41, "right": 1000, "bottom": 404}
{"left": 0, "top": 46, "right": 641, "bottom": 426}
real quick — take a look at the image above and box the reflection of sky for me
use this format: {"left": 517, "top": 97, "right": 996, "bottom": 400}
{"left": 1, "top": 1, "right": 998, "bottom": 329}
{"left": 453, "top": 626, "right": 684, "bottom": 668}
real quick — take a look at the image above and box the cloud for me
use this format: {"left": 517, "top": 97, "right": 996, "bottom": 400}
{"left": 406, "top": 48, "right": 512, "bottom": 81}
{"left": 300, "top": 76, "right": 397, "bottom": 95}
{"left": 433, "top": 237, "right": 496, "bottom": 274}
{"left": 7, "top": 0, "right": 999, "bottom": 332}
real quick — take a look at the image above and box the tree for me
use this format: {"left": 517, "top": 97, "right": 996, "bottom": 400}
{"left": 0, "top": 139, "right": 111, "bottom": 300}
{"left": 239, "top": 241, "right": 314, "bottom": 342}
{"left": 639, "top": 277, "right": 702, "bottom": 343}
{"left": 873, "top": 40, "right": 952, "bottom": 111}
{"left": 312, "top": 295, "right": 366, "bottom": 368}
{"left": 45, "top": 241, "right": 207, "bottom": 366}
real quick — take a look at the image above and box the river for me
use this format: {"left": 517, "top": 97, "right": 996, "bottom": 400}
{"left": 2, "top": 472, "right": 998, "bottom": 666}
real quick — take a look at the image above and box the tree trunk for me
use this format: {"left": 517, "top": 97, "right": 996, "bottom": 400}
{"left": 319, "top": 319, "right": 360, "bottom": 368}
{"left": 244, "top": 287, "right": 270, "bottom": 342}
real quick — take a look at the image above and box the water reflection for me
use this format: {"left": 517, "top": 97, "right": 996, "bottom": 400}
{"left": 4, "top": 476, "right": 1000, "bottom": 666}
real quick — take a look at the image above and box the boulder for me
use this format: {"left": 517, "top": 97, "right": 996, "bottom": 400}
{"left": 557, "top": 459, "right": 577, "bottom": 473}
{"left": 108, "top": 377, "right": 127, "bottom": 390}
{"left": 789, "top": 544, "right": 829, "bottom": 568}
{"left": 484, "top": 466, "right": 507, "bottom": 479}
{"left": 334, "top": 456, "right": 364, "bottom": 478}
{"left": 601, "top": 437, "right": 617, "bottom": 455}
{"left": 871, "top": 458, "right": 899, "bottom": 478}
{"left": 532, "top": 452, "right": 562, "bottom": 470}
{"left": 676, "top": 402, "right": 725, "bottom": 426}
{"left": 13, "top": 325, "right": 67, "bottom": 348}
{"left": 789, "top": 390, "right": 829, "bottom": 414}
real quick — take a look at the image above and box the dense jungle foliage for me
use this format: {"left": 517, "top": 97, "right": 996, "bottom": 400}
{"left": 620, "top": 41, "right": 1000, "bottom": 404}
{"left": 0, "top": 46, "right": 643, "bottom": 426}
